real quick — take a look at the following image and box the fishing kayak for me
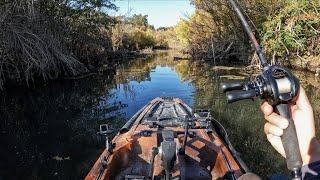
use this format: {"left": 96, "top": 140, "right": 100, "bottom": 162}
{"left": 85, "top": 97, "right": 253, "bottom": 180}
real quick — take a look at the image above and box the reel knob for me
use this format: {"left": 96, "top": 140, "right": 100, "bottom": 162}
{"left": 220, "top": 82, "right": 245, "bottom": 93}
{"left": 226, "top": 89, "right": 257, "bottom": 103}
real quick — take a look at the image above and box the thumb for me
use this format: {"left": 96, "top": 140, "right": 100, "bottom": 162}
{"left": 295, "top": 87, "right": 312, "bottom": 111}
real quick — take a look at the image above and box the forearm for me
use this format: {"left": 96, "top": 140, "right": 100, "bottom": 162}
{"left": 300, "top": 138, "right": 320, "bottom": 179}
{"left": 302, "top": 137, "right": 320, "bottom": 165}
{"left": 302, "top": 160, "right": 320, "bottom": 179}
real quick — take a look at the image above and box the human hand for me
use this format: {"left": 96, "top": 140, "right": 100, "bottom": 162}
{"left": 260, "top": 87, "right": 320, "bottom": 165}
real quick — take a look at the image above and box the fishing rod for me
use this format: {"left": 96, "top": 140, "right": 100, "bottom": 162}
{"left": 221, "top": 0, "right": 302, "bottom": 179}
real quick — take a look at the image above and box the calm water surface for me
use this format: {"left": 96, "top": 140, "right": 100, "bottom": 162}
{"left": 1, "top": 52, "right": 319, "bottom": 179}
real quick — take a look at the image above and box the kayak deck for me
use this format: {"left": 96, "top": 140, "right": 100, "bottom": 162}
{"left": 86, "top": 97, "right": 243, "bottom": 180}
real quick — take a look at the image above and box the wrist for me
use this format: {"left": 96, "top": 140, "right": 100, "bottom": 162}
{"left": 302, "top": 137, "right": 320, "bottom": 165}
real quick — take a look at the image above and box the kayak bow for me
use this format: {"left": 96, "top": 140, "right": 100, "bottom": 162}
{"left": 86, "top": 97, "right": 252, "bottom": 180}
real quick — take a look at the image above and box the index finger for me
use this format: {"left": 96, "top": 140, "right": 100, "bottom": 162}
{"left": 260, "top": 100, "right": 273, "bottom": 116}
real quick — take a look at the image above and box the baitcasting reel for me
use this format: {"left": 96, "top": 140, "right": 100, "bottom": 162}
{"left": 221, "top": 65, "right": 303, "bottom": 179}
{"left": 221, "top": 65, "right": 299, "bottom": 105}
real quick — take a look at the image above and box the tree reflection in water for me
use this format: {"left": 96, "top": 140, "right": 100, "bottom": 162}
{"left": 0, "top": 51, "right": 319, "bottom": 179}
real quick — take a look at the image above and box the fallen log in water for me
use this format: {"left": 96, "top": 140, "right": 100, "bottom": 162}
{"left": 173, "top": 56, "right": 189, "bottom": 61}
{"left": 62, "top": 73, "right": 97, "bottom": 80}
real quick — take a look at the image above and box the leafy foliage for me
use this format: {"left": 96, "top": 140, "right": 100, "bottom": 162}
{"left": 175, "top": 0, "right": 320, "bottom": 66}
{"left": 0, "top": 0, "right": 119, "bottom": 89}
{"left": 175, "top": 19, "right": 190, "bottom": 48}
{"left": 127, "top": 14, "right": 150, "bottom": 30}
{"left": 66, "top": 0, "right": 117, "bottom": 10}
{"left": 262, "top": 1, "right": 320, "bottom": 62}
{"left": 111, "top": 15, "right": 158, "bottom": 52}
{"left": 1, "top": 0, "right": 172, "bottom": 90}
{"left": 175, "top": 0, "right": 256, "bottom": 63}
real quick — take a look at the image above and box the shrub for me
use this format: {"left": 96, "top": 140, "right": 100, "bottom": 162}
{"left": 262, "top": 1, "right": 320, "bottom": 62}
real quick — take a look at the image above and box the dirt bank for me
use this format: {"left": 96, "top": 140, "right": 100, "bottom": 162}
{"left": 290, "top": 56, "right": 320, "bottom": 75}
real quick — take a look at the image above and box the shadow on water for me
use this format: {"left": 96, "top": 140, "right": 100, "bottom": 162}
{"left": 0, "top": 71, "right": 126, "bottom": 179}
{"left": 0, "top": 51, "right": 319, "bottom": 179}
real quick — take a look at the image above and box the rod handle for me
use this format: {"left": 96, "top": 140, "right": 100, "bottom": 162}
{"left": 276, "top": 104, "right": 302, "bottom": 174}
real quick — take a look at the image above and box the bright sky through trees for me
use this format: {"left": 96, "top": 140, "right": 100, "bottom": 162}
{"left": 109, "top": 0, "right": 195, "bottom": 28}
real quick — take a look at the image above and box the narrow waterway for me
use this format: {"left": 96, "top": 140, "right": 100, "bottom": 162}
{"left": 1, "top": 51, "right": 319, "bottom": 179}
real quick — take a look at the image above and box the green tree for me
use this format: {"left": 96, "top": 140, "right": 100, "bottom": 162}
{"left": 66, "top": 0, "right": 117, "bottom": 10}
{"left": 262, "top": 0, "right": 320, "bottom": 63}
{"left": 128, "top": 14, "right": 149, "bottom": 29}
{"left": 175, "top": 19, "right": 190, "bottom": 48}
{"left": 176, "top": 0, "right": 320, "bottom": 66}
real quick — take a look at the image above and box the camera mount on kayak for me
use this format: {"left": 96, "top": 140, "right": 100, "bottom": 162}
{"left": 97, "top": 124, "right": 115, "bottom": 153}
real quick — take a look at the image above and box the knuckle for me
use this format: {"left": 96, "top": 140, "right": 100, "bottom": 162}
{"left": 264, "top": 123, "right": 270, "bottom": 133}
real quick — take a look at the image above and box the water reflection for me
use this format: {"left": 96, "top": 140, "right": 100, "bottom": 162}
{"left": 0, "top": 51, "right": 319, "bottom": 179}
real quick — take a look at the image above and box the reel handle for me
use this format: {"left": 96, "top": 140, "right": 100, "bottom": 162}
{"left": 276, "top": 103, "right": 302, "bottom": 179}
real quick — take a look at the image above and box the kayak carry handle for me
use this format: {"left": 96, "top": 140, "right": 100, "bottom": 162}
{"left": 221, "top": 82, "right": 245, "bottom": 93}
{"left": 226, "top": 89, "right": 256, "bottom": 103}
